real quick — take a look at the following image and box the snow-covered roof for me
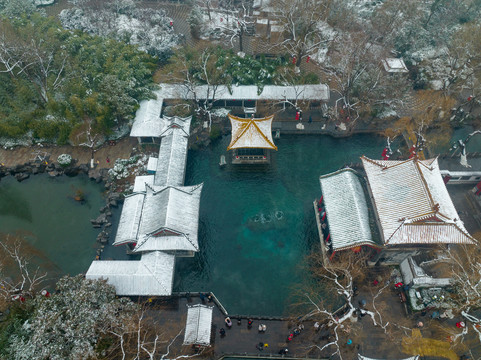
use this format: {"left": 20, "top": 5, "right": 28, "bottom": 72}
{"left": 227, "top": 114, "right": 277, "bottom": 150}
{"left": 320, "top": 169, "right": 376, "bottom": 251}
{"left": 133, "top": 175, "right": 155, "bottom": 192}
{"left": 114, "top": 193, "right": 145, "bottom": 244}
{"left": 382, "top": 58, "right": 408, "bottom": 73}
{"left": 130, "top": 91, "right": 165, "bottom": 138}
{"left": 133, "top": 184, "right": 203, "bottom": 253}
{"left": 358, "top": 355, "right": 419, "bottom": 360}
{"left": 154, "top": 117, "right": 192, "bottom": 187}
{"left": 114, "top": 184, "right": 203, "bottom": 253}
{"left": 400, "top": 257, "right": 451, "bottom": 288}
{"left": 158, "top": 83, "right": 330, "bottom": 101}
{"left": 361, "top": 157, "right": 476, "bottom": 246}
{"left": 270, "top": 25, "right": 284, "bottom": 32}
{"left": 85, "top": 251, "right": 175, "bottom": 296}
{"left": 183, "top": 304, "right": 213, "bottom": 346}
{"left": 147, "top": 157, "right": 157, "bottom": 172}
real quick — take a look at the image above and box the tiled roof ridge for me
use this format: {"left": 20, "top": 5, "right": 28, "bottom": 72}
{"left": 139, "top": 253, "right": 170, "bottom": 294}
{"left": 227, "top": 114, "right": 276, "bottom": 150}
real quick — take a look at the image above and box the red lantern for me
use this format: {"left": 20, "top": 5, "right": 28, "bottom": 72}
{"left": 292, "top": 57, "right": 296, "bottom": 64}
{"left": 306, "top": 56, "right": 310, "bottom": 63}
{"left": 220, "top": 17, "right": 223, "bottom": 22}
{"left": 381, "top": 148, "right": 389, "bottom": 160}
{"left": 169, "top": 21, "right": 173, "bottom": 27}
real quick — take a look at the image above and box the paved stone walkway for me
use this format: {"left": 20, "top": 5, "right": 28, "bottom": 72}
{"left": 0, "top": 137, "right": 137, "bottom": 170}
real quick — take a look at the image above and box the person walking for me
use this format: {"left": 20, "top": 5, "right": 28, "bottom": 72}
{"left": 219, "top": 328, "right": 226, "bottom": 336}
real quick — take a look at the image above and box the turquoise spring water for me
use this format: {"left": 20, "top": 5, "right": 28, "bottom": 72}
{"left": 176, "top": 134, "right": 385, "bottom": 316}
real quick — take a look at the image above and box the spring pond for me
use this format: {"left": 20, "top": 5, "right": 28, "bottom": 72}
{"left": 176, "top": 134, "right": 385, "bottom": 316}
{"left": 0, "top": 134, "right": 385, "bottom": 316}
{"left": 0, "top": 174, "right": 105, "bottom": 281}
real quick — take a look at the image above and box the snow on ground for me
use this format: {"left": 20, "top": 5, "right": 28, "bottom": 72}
{"left": 35, "top": 0, "right": 54, "bottom": 5}
{"left": 197, "top": 8, "right": 242, "bottom": 41}
{"left": 312, "top": 21, "right": 336, "bottom": 64}
{"left": 59, "top": 5, "right": 180, "bottom": 59}
{"left": 344, "top": 0, "right": 386, "bottom": 18}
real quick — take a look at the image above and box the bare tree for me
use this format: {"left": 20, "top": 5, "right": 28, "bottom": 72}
{"left": 162, "top": 48, "right": 232, "bottom": 132}
{"left": 69, "top": 113, "right": 103, "bottom": 168}
{"left": 0, "top": 236, "right": 47, "bottom": 302}
{"left": 0, "top": 23, "right": 67, "bottom": 103}
{"left": 293, "top": 252, "right": 393, "bottom": 359}
{"left": 270, "top": 0, "right": 332, "bottom": 72}
{"left": 320, "top": 31, "right": 381, "bottom": 123}
{"left": 107, "top": 302, "right": 206, "bottom": 360}
{"left": 214, "top": 0, "right": 255, "bottom": 54}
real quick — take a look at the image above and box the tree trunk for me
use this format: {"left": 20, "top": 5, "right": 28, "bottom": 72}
{"left": 295, "top": 49, "right": 303, "bottom": 73}
{"left": 239, "top": 30, "right": 244, "bottom": 53}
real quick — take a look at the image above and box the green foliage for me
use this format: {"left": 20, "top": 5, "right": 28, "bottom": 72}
{"left": 299, "top": 72, "right": 320, "bottom": 85}
{"left": 0, "top": 14, "right": 156, "bottom": 144}
{"left": 178, "top": 47, "right": 290, "bottom": 91}
{"left": 0, "top": 304, "right": 34, "bottom": 358}
{"left": 209, "top": 124, "right": 222, "bottom": 140}
{"left": 219, "top": 50, "right": 288, "bottom": 90}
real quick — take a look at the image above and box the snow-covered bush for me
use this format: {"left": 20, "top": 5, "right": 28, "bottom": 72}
{"left": 57, "top": 154, "right": 72, "bottom": 166}
{"left": 59, "top": 1, "right": 181, "bottom": 60}
{"left": 108, "top": 155, "right": 146, "bottom": 180}
{"left": 5, "top": 275, "right": 137, "bottom": 360}
{"left": 188, "top": 6, "right": 203, "bottom": 39}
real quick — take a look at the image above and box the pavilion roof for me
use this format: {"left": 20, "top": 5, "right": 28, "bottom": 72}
{"left": 361, "top": 156, "right": 476, "bottom": 246}
{"left": 227, "top": 114, "right": 277, "bottom": 150}
{"left": 320, "top": 168, "right": 376, "bottom": 251}
{"left": 85, "top": 251, "right": 175, "bottom": 296}
{"left": 183, "top": 304, "right": 214, "bottom": 346}
{"left": 113, "top": 184, "right": 203, "bottom": 253}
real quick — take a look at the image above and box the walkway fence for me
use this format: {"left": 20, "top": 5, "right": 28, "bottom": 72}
{"left": 218, "top": 353, "right": 329, "bottom": 360}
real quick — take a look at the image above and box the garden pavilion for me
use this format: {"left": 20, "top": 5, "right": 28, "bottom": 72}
{"left": 227, "top": 114, "right": 277, "bottom": 164}
{"left": 315, "top": 157, "right": 476, "bottom": 265}
{"left": 183, "top": 304, "right": 214, "bottom": 347}
{"left": 363, "top": 156, "right": 476, "bottom": 265}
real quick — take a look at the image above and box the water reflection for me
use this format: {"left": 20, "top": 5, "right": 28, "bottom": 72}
{"left": 0, "top": 184, "right": 32, "bottom": 222}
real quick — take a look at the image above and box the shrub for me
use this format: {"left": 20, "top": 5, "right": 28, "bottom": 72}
{"left": 57, "top": 154, "right": 72, "bottom": 166}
